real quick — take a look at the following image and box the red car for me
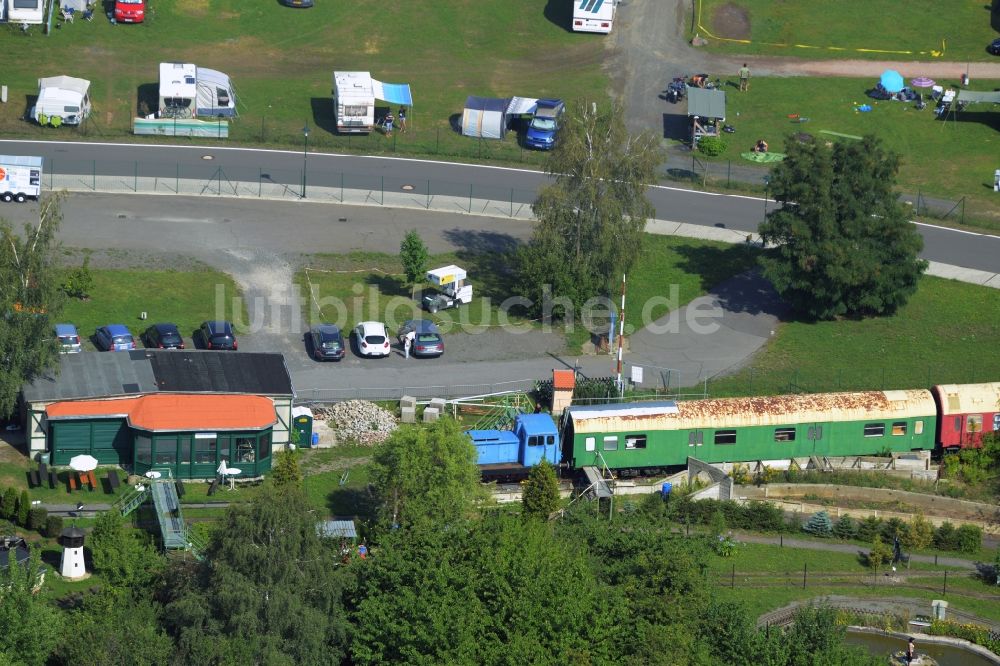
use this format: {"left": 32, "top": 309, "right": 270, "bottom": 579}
{"left": 114, "top": 0, "right": 145, "bottom": 23}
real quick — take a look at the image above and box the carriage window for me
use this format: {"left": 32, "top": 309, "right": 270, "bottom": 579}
{"left": 914, "top": 420, "right": 924, "bottom": 435}
{"left": 546, "top": 435, "right": 555, "bottom": 446}
{"left": 528, "top": 436, "right": 541, "bottom": 446}
{"left": 625, "top": 434, "right": 647, "bottom": 450}
{"left": 993, "top": 414, "right": 1000, "bottom": 432}
{"left": 863, "top": 423, "right": 885, "bottom": 437}
{"left": 891, "top": 422, "right": 907, "bottom": 436}
{"left": 774, "top": 428, "right": 796, "bottom": 442}
{"left": 967, "top": 415, "right": 983, "bottom": 433}
{"left": 714, "top": 430, "right": 737, "bottom": 445}
{"left": 585, "top": 437, "right": 595, "bottom": 452}
{"left": 688, "top": 431, "right": 703, "bottom": 447}
{"left": 954, "top": 417, "right": 961, "bottom": 432}
{"left": 603, "top": 436, "right": 618, "bottom": 451}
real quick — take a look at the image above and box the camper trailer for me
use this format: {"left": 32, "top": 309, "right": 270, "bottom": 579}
{"left": 0, "top": 155, "right": 43, "bottom": 203}
{"left": 7, "top": 0, "right": 45, "bottom": 24}
{"left": 33, "top": 76, "right": 91, "bottom": 126}
{"left": 332, "top": 71, "right": 375, "bottom": 134}
{"left": 158, "top": 63, "right": 198, "bottom": 119}
{"left": 572, "top": 0, "right": 616, "bottom": 33}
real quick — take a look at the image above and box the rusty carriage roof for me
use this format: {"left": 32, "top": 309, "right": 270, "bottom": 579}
{"left": 932, "top": 382, "right": 1000, "bottom": 416}
{"left": 567, "top": 390, "right": 936, "bottom": 433}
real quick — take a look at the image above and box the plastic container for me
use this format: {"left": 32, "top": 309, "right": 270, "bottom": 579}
{"left": 661, "top": 482, "right": 672, "bottom": 497}
{"left": 311, "top": 432, "right": 320, "bottom": 448}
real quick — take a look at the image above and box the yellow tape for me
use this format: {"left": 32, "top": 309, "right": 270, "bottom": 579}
{"left": 694, "top": 0, "right": 945, "bottom": 58}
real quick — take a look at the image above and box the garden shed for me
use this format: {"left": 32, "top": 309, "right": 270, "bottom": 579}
{"left": 686, "top": 87, "right": 726, "bottom": 144}
{"left": 462, "top": 96, "right": 511, "bottom": 139}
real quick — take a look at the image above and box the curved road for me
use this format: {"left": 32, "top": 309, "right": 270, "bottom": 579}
{"left": 1, "top": 139, "right": 998, "bottom": 273}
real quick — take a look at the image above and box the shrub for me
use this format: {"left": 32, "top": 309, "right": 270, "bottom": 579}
{"left": 802, "top": 510, "right": 833, "bottom": 538}
{"left": 934, "top": 522, "right": 959, "bottom": 551}
{"left": 61, "top": 256, "right": 94, "bottom": 299}
{"left": 45, "top": 515, "right": 64, "bottom": 539}
{"left": 955, "top": 524, "right": 982, "bottom": 554}
{"left": 856, "top": 515, "right": 883, "bottom": 542}
{"left": 865, "top": 535, "right": 894, "bottom": 570}
{"left": 17, "top": 490, "right": 29, "bottom": 527}
{"left": 905, "top": 514, "right": 934, "bottom": 551}
{"left": 741, "top": 501, "right": 786, "bottom": 532}
{"left": 709, "top": 509, "right": 727, "bottom": 537}
{"left": 696, "top": 136, "right": 727, "bottom": 156}
{"left": 879, "top": 517, "right": 909, "bottom": 544}
{"left": 833, "top": 515, "right": 858, "bottom": 540}
{"left": 27, "top": 507, "right": 47, "bottom": 532}
{"left": 0, "top": 488, "right": 16, "bottom": 520}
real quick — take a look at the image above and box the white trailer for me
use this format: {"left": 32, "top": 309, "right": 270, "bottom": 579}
{"left": 33, "top": 76, "right": 92, "bottom": 126}
{"left": 7, "top": 0, "right": 45, "bottom": 25}
{"left": 158, "top": 62, "right": 198, "bottom": 119}
{"left": 332, "top": 71, "right": 375, "bottom": 134}
{"left": 0, "top": 155, "right": 43, "bottom": 203}
{"left": 422, "top": 265, "right": 473, "bottom": 313}
{"left": 572, "top": 0, "right": 616, "bottom": 34}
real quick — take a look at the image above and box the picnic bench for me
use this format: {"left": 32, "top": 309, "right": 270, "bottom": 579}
{"left": 68, "top": 473, "right": 78, "bottom": 492}
{"left": 48, "top": 469, "right": 57, "bottom": 489}
{"left": 107, "top": 470, "right": 121, "bottom": 491}
{"left": 29, "top": 470, "right": 41, "bottom": 488}
{"left": 85, "top": 470, "right": 97, "bottom": 491}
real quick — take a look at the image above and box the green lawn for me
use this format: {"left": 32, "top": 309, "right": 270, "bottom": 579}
{"left": 0, "top": 0, "right": 605, "bottom": 165}
{"left": 705, "top": 542, "right": 954, "bottom": 575}
{"left": 705, "top": 276, "right": 1000, "bottom": 396}
{"left": 694, "top": 0, "right": 999, "bottom": 62}
{"left": 60, "top": 267, "right": 247, "bottom": 349}
{"left": 695, "top": 77, "right": 1000, "bottom": 230}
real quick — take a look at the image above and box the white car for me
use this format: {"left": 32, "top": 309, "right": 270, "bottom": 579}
{"left": 353, "top": 321, "right": 391, "bottom": 358}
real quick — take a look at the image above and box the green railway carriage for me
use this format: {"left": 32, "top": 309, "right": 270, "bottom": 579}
{"left": 564, "top": 390, "right": 938, "bottom": 473}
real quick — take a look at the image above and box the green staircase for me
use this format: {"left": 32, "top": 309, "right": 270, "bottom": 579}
{"left": 115, "top": 486, "right": 150, "bottom": 517}
{"left": 150, "top": 479, "right": 188, "bottom": 550}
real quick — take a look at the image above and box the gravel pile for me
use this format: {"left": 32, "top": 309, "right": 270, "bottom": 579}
{"left": 319, "top": 400, "right": 397, "bottom": 445}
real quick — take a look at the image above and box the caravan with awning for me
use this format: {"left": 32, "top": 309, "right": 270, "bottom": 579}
{"left": 332, "top": 71, "right": 412, "bottom": 134}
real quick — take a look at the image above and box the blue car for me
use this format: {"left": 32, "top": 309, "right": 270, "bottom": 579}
{"left": 524, "top": 98, "right": 565, "bottom": 150}
{"left": 95, "top": 324, "right": 136, "bottom": 352}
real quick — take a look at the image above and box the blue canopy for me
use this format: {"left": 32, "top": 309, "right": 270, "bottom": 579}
{"left": 371, "top": 79, "right": 413, "bottom": 106}
{"left": 879, "top": 70, "right": 904, "bottom": 94}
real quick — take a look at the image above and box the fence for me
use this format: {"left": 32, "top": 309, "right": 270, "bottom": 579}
{"left": 294, "top": 378, "right": 537, "bottom": 403}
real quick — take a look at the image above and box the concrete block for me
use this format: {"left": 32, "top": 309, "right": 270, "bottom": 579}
{"left": 429, "top": 397, "right": 447, "bottom": 413}
{"left": 400, "top": 395, "right": 417, "bottom": 410}
{"left": 401, "top": 406, "right": 417, "bottom": 423}
{"left": 422, "top": 407, "right": 440, "bottom": 423}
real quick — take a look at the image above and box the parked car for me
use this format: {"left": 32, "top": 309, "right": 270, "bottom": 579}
{"left": 114, "top": 0, "right": 145, "bottom": 23}
{"left": 143, "top": 323, "right": 185, "bottom": 349}
{"left": 198, "top": 321, "right": 237, "bottom": 351}
{"left": 989, "top": 38, "right": 1000, "bottom": 56}
{"left": 54, "top": 324, "right": 82, "bottom": 354}
{"left": 94, "top": 324, "right": 136, "bottom": 352}
{"left": 398, "top": 320, "right": 444, "bottom": 358}
{"left": 524, "top": 98, "right": 565, "bottom": 150}
{"left": 353, "top": 321, "right": 391, "bottom": 358}
{"left": 308, "top": 324, "right": 345, "bottom": 361}
{"left": 280, "top": 0, "right": 313, "bottom": 7}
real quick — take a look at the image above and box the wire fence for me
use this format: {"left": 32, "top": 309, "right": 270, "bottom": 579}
{"left": 294, "top": 379, "right": 537, "bottom": 403}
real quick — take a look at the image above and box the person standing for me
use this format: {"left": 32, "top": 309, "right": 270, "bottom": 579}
{"left": 739, "top": 63, "right": 751, "bottom": 92}
{"left": 403, "top": 329, "right": 414, "bottom": 359}
{"left": 905, "top": 637, "right": 916, "bottom": 664}
{"left": 384, "top": 112, "right": 394, "bottom": 137}
{"left": 398, "top": 107, "right": 407, "bottom": 133}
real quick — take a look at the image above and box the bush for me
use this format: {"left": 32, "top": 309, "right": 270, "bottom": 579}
{"left": 905, "top": 514, "right": 934, "bottom": 551}
{"left": 955, "top": 524, "right": 982, "bottom": 554}
{"left": 27, "top": 507, "right": 47, "bottom": 532}
{"left": 879, "top": 517, "right": 909, "bottom": 544}
{"left": 934, "top": 522, "right": 958, "bottom": 551}
{"left": 856, "top": 516, "right": 883, "bottom": 543}
{"left": 61, "top": 256, "right": 94, "bottom": 299}
{"left": 0, "top": 488, "right": 16, "bottom": 520}
{"left": 865, "top": 535, "right": 894, "bottom": 570}
{"left": 17, "top": 490, "right": 29, "bottom": 527}
{"left": 833, "top": 515, "right": 858, "bottom": 540}
{"left": 696, "top": 136, "right": 727, "bottom": 156}
{"left": 709, "top": 509, "right": 727, "bottom": 537}
{"left": 802, "top": 511, "right": 833, "bottom": 538}
{"left": 45, "top": 515, "right": 64, "bottom": 539}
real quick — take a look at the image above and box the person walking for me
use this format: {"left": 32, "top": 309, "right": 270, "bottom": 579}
{"left": 739, "top": 63, "right": 751, "bottom": 92}
{"left": 398, "top": 107, "right": 407, "bottom": 133}
{"left": 403, "top": 329, "right": 414, "bottom": 359}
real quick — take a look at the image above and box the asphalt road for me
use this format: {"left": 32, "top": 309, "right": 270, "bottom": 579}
{"left": 1, "top": 139, "right": 998, "bottom": 273}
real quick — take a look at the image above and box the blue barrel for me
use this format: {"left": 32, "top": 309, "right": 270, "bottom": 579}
{"left": 311, "top": 432, "right": 320, "bottom": 447}
{"left": 661, "top": 482, "right": 672, "bottom": 498}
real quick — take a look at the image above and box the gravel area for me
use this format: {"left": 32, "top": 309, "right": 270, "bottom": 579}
{"left": 317, "top": 401, "right": 398, "bottom": 446}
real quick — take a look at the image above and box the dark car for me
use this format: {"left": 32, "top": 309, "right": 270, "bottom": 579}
{"left": 281, "top": 0, "right": 313, "bottom": 7}
{"left": 94, "top": 324, "right": 136, "bottom": 352}
{"left": 198, "top": 320, "right": 238, "bottom": 350}
{"left": 989, "top": 38, "right": 1000, "bottom": 56}
{"left": 309, "top": 324, "right": 345, "bottom": 361}
{"left": 144, "top": 323, "right": 185, "bottom": 349}
{"left": 398, "top": 319, "right": 444, "bottom": 358}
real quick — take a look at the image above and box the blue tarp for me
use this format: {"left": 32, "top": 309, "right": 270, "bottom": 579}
{"left": 371, "top": 79, "right": 413, "bottom": 106}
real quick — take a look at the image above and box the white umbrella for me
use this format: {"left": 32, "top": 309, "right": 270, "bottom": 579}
{"left": 216, "top": 459, "right": 229, "bottom": 477}
{"left": 69, "top": 454, "right": 98, "bottom": 472}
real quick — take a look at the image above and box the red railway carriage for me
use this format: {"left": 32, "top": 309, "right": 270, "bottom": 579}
{"left": 932, "top": 383, "right": 1000, "bottom": 450}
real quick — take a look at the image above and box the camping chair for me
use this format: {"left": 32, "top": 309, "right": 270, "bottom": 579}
{"left": 61, "top": 7, "right": 74, "bottom": 22}
{"left": 914, "top": 93, "right": 926, "bottom": 111}
{"left": 82, "top": 5, "right": 94, "bottom": 20}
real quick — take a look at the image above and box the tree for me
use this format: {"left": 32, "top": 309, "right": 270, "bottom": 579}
{"left": 0, "top": 198, "right": 65, "bottom": 417}
{"left": 0, "top": 488, "right": 16, "bottom": 520}
{"left": 522, "top": 459, "right": 560, "bottom": 520}
{"left": 163, "top": 487, "right": 350, "bottom": 665}
{"left": 802, "top": 510, "right": 833, "bottom": 537}
{"left": 398, "top": 229, "right": 428, "bottom": 290}
{"left": 758, "top": 135, "right": 927, "bottom": 320}
{"left": 515, "top": 100, "right": 662, "bottom": 318}
{"left": 833, "top": 515, "right": 858, "bottom": 540}
{"left": 0, "top": 550, "right": 63, "bottom": 666}
{"left": 53, "top": 591, "right": 173, "bottom": 666}
{"left": 61, "top": 255, "right": 94, "bottom": 300}
{"left": 269, "top": 449, "right": 302, "bottom": 491}
{"left": 866, "top": 535, "right": 894, "bottom": 570}
{"left": 905, "top": 514, "right": 934, "bottom": 551}
{"left": 369, "top": 419, "right": 483, "bottom": 528}
{"left": 16, "top": 490, "right": 29, "bottom": 527}
{"left": 88, "top": 510, "right": 164, "bottom": 591}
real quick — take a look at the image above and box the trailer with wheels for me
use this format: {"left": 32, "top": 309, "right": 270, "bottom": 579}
{"left": 0, "top": 155, "right": 43, "bottom": 203}
{"left": 422, "top": 265, "right": 473, "bottom": 313}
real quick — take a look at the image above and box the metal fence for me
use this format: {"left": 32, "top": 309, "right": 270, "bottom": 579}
{"left": 294, "top": 378, "right": 537, "bottom": 403}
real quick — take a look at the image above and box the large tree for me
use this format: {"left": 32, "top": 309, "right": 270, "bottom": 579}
{"left": 368, "top": 418, "right": 483, "bottom": 529}
{"left": 516, "top": 100, "right": 662, "bottom": 318}
{"left": 758, "top": 135, "right": 927, "bottom": 320}
{"left": 88, "top": 510, "right": 164, "bottom": 592}
{"left": 0, "top": 198, "right": 65, "bottom": 417}
{"left": 0, "top": 551, "right": 63, "bottom": 666}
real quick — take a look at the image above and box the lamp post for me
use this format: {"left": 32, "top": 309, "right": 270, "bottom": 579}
{"left": 301, "top": 124, "right": 310, "bottom": 199}
{"left": 763, "top": 175, "right": 770, "bottom": 217}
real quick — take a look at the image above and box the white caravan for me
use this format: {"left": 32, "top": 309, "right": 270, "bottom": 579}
{"left": 158, "top": 62, "right": 198, "bottom": 119}
{"left": 572, "top": 0, "right": 616, "bottom": 34}
{"left": 7, "top": 0, "right": 45, "bottom": 24}
{"left": 33, "top": 76, "right": 92, "bottom": 126}
{"left": 332, "top": 71, "right": 375, "bottom": 134}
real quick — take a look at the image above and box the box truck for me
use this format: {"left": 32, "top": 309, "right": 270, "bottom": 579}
{"left": 0, "top": 155, "right": 43, "bottom": 203}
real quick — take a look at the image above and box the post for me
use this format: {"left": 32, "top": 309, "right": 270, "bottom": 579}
{"left": 934, "top": 554, "right": 938, "bottom": 566}
{"left": 763, "top": 175, "right": 770, "bottom": 217}
{"left": 341, "top": 172, "right": 344, "bottom": 203}
{"left": 510, "top": 188, "right": 514, "bottom": 217}
{"left": 427, "top": 179, "right": 431, "bottom": 210}
{"left": 258, "top": 168, "right": 262, "bottom": 198}
{"left": 803, "top": 562, "right": 807, "bottom": 589}
{"left": 92, "top": 159, "right": 96, "bottom": 191}
{"left": 381, "top": 175, "right": 385, "bottom": 205}
{"left": 727, "top": 160, "right": 731, "bottom": 188}
{"left": 615, "top": 273, "right": 626, "bottom": 397}
{"left": 436, "top": 127, "right": 439, "bottom": 153}
{"left": 176, "top": 163, "right": 179, "bottom": 194}
{"left": 301, "top": 123, "right": 310, "bottom": 199}
{"left": 780, "top": 534, "right": 783, "bottom": 548}
{"left": 943, "top": 570, "right": 947, "bottom": 595}
{"left": 134, "top": 161, "right": 138, "bottom": 192}
{"left": 731, "top": 563, "right": 735, "bottom": 589}
{"left": 468, "top": 184, "right": 473, "bottom": 213}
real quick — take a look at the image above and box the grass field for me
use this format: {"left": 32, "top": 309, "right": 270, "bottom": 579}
{"left": 705, "top": 275, "right": 1000, "bottom": 396}
{"left": 0, "top": 0, "right": 606, "bottom": 164}
{"left": 59, "top": 267, "right": 247, "bottom": 349}
{"left": 692, "top": 76, "right": 1000, "bottom": 230}
{"left": 695, "top": 0, "right": 1000, "bottom": 62}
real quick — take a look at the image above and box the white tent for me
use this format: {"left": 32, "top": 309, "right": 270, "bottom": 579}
{"left": 462, "top": 96, "right": 511, "bottom": 139}
{"left": 196, "top": 67, "right": 237, "bottom": 118}
{"left": 34, "top": 76, "right": 91, "bottom": 125}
